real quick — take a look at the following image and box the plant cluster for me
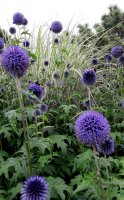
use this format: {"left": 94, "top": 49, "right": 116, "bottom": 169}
{"left": 0, "top": 11, "right": 124, "bottom": 200}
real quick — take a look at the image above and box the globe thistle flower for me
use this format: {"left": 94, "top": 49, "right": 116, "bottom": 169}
{"left": 105, "top": 53, "right": 112, "bottom": 62}
{"left": 23, "top": 40, "right": 30, "bottom": 47}
{"left": 1, "top": 46, "right": 29, "bottom": 78}
{"left": 83, "top": 98, "right": 94, "bottom": 108}
{"left": 46, "top": 80, "right": 52, "bottom": 87}
{"left": 21, "top": 175, "right": 48, "bottom": 200}
{"left": 54, "top": 38, "right": 59, "bottom": 44}
{"left": 64, "top": 70, "right": 69, "bottom": 78}
{"left": 9, "top": 27, "right": 16, "bottom": 34}
{"left": 50, "top": 21, "right": 63, "bottom": 33}
{"left": 119, "top": 55, "right": 124, "bottom": 64}
{"left": 40, "top": 103, "right": 48, "bottom": 112}
{"left": 97, "top": 137, "right": 115, "bottom": 156}
{"left": 44, "top": 60, "right": 49, "bottom": 66}
{"left": 92, "top": 57, "right": 98, "bottom": 65}
{"left": 111, "top": 45, "right": 123, "bottom": 58}
{"left": 53, "top": 72, "right": 60, "bottom": 79}
{"left": 0, "top": 37, "right": 4, "bottom": 50}
{"left": 13, "top": 12, "right": 24, "bottom": 25}
{"left": 122, "top": 100, "right": 124, "bottom": 108}
{"left": 22, "top": 18, "right": 28, "bottom": 26}
{"left": 32, "top": 109, "right": 41, "bottom": 117}
{"left": 28, "top": 82, "right": 44, "bottom": 100}
{"left": 81, "top": 69, "right": 97, "bottom": 85}
{"left": 75, "top": 110, "right": 110, "bottom": 146}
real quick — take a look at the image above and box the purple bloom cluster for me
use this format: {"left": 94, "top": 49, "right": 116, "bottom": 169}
{"left": 9, "top": 27, "right": 16, "bottom": 34}
{"left": 0, "top": 37, "right": 4, "bottom": 50}
{"left": 122, "top": 100, "right": 124, "bottom": 108}
{"left": 13, "top": 12, "right": 28, "bottom": 26}
{"left": 119, "top": 55, "right": 124, "bottom": 64}
{"left": 92, "top": 57, "right": 98, "bottom": 65}
{"left": 28, "top": 82, "right": 44, "bottom": 100}
{"left": 54, "top": 38, "right": 59, "bottom": 44}
{"left": 22, "top": 18, "right": 28, "bottom": 26}
{"left": 81, "top": 69, "right": 96, "bottom": 85}
{"left": 83, "top": 98, "right": 94, "bottom": 108}
{"left": 111, "top": 45, "right": 123, "bottom": 58}
{"left": 53, "top": 72, "right": 60, "bottom": 79}
{"left": 40, "top": 103, "right": 48, "bottom": 112}
{"left": 105, "top": 53, "right": 112, "bottom": 62}
{"left": 97, "top": 137, "right": 115, "bottom": 156}
{"left": 32, "top": 109, "right": 41, "bottom": 117}
{"left": 1, "top": 46, "right": 29, "bottom": 78}
{"left": 64, "top": 70, "right": 69, "bottom": 78}
{"left": 23, "top": 40, "right": 30, "bottom": 47}
{"left": 50, "top": 21, "right": 63, "bottom": 33}
{"left": 21, "top": 175, "right": 48, "bottom": 200}
{"left": 44, "top": 60, "right": 49, "bottom": 66}
{"left": 75, "top": 110, "right": 110, "bottom": 146}
{"left": 46, "top": 80, "right": 52, "bottom": 87}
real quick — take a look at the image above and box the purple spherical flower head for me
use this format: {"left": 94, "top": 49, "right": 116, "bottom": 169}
{"left": 119, "top": 55, "right": 124, "bottom": 64}
{"left": 83, "top": 98, "right": 94, "bottom": 108}
{"left": 0, "top": 37, "right": 4, "bottom": 50}
{"left": 97, "top": 137, "right": 115, "bottom": 156}
{"left": 50, "top": 21, "right": 63, "bottom": 33}
{"left": 9, "top": 27, "right": 16, "bottom": 34}
{"left": 122, "top": 100, "right": 124, "bottom": 108}
{"left": 32, "top": 109, "right": 41, "bottom": 117}
{"left": 111, "top": 45, "right": 123, "bottom": 58}
{"left": 21, "top": 175, "right": 48, "bottom": 200}
{"left": 23, "top": 40, "right": 30, "bottom": 47}
{"left": 75, "top": 110, "right": 110, "bottom": 146}
{"left": 40, "top": 103, "right": 48, "bottom": 112}
{"left": 13, "top": 12, "right": 24, "bottom": 25}
{"left": 92, "top": 57, "right": 98, "bottom": 65}
{"left": 64, "top": 70, "right": 69, "bottom": 78}
{"left": 22, "top": 18, "right": 28, "bottom": 26}
{"left": 53, "top": 72, "right": 60, "bottom": 79}
{"left": 81, "top": 69, "right": 96, "bottom": 85}
{"left": 105, "top": 53, "right": 112, "bottom": 62}
{"left": 28, "top": 82, "right": 44, "bottom": 100}
{"left": 44, "top": 60, "right": 49, "bottom": 66}
{"left": 1, "top": 46, "right": 29, "bottom": 78}
{"left": 46, "top": 80, "right": 52, "bottom": 87}
{"left": 54, "top": 38, "right": 59, "bottom": 44}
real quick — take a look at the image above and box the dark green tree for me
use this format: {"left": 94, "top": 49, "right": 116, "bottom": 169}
{"left": 94, "top": 5, "right": 124, "bottom": 45}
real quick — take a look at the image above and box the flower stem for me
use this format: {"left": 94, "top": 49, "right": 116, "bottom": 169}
{"left": 34, "top": 107, "right": 39, "bottom": 138}
{"left": 104, "top": 154, "right": 111, "bottom": 200}
{"left": 93, "top": 146, "right": 105, "bottom": 200}
{"left": 87, "top": 86, "right": 92, "bottom": 110}
{"left": 15, "top": 78, "right": 32, "bottom": 175}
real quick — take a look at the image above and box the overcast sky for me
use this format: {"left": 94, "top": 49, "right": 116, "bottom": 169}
{"left": 0, "top": 0, "right": 124, "bottom": 32}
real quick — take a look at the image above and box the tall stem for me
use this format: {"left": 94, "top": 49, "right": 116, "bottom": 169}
{"left": 87, "top": 86, "right": 92, "bottom": 110}
{"left": 15, "top": 78, "right": 32, "bottom": 175}
{"left": 105, "top": 154, "right": 111, "bottom": 200}
{"left": 93, "top": 146, "right": 105, "bottom": 200}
